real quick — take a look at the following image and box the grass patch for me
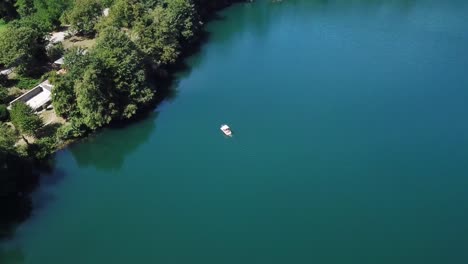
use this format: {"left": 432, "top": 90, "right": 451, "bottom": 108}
{"left": 0, "top": 19, "right": 7, "bottom": 34}
{"left": 15, "top": 76, "right": 42, "bottom": 90}
{"left": 62, "top": 36, "right": 96, "bottom": 50}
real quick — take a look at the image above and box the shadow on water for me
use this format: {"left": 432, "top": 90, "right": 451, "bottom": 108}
{"left": 0, "top": 247, "right": 24, "bottom": 264}
{"left": 0, "top": 155, "right": 56, "bottom": 242}
{"left": 0, "top": 0, "right": 444, "bottom": 259}
{"left": 68, "top": 112, "right": 159, "bottom": 171}
{"left": 50, "top": 3, "right": 241, "bottom": 173}
{"left": 0, "top": 3, "right": 226, "bottom": 247}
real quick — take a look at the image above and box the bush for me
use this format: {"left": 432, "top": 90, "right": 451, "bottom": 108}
{"left": 47, "top": 42, "right": 64, "bottom": 61}
{"left": 0, "top": 104, "right": 9, "bottom": 121}
{"left": 29, "top": 136, "right": 57, "bottom": 159}
{"left": 56, "top": 122, "right": 86, "bottom": 140}
{"left": 0, "top": 74, "right": 7, "bottom": 86}
{"left": 0, "top": 86, "right": 8, "bottom": 103}
{"left": 15, "top": 76, "right": 41, "bottom": 90}
{"left": 10, "top": 102, "right": 43, "bottom": 136}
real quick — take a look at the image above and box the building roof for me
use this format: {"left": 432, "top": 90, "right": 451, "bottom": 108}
{"left": 8, "top": 80, "right": 55, "bottom": 111}
{"left": 41, "top": 80, "right": 54, "bottom": 92}
{"left": 0, "top": 68, "right": 13, "bottom": 76}
{"left": 103, "top": 8, "right": 110, "bottom": 17}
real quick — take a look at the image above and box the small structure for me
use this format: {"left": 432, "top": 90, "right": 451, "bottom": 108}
{"left": 0, "top": 68, "right": 14, "bottom": 76}
{"left": 54, "top": 57, "right": 64, "bottom": 66}
{"left": 8, "top": 80, "right": 54, "bottom": 112}
{"left": 47, "top": 30, "right": 69, "bottom": 49}
{"left": 103, "top": 8, "right": 110, "bottom": 17}
{"left": 57, "top": 68, "right": 67, "bottom": 75}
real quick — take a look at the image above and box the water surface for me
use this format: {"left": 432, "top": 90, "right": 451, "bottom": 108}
{"left": 2, "top": 0, "right": 468, "bottom": 263}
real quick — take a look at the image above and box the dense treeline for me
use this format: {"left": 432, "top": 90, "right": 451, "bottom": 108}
{"left": 0, "top": 0, "right": 18, "bottom": 21}
{"left": 0, "top": 0, "right": 72, "bottom": 75}
{"left": 52, "top": 0, "right": 238, "bottom": 137}
{"left": 1, "top": 0, "right": 241, "bottom": 239}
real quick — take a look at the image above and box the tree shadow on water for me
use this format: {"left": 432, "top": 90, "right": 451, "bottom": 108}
{"left": 0, "top": 247, "right": 24, "bottom": 264}
{"left": 0, "top": 155, "right": 58, "bottom": 243}
{"left": 68, "top": 112, "right": 159, "bottom": 172}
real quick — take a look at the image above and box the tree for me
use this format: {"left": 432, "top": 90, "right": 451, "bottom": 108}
{"left": 0, "top": 85, "right": 8, "bottom": 104}
{"left": 99, "top": 0, "right": 145, "bottom": 29}
{"left": 15, "top": 0, "right": 36, "bottom": 17}
{"left": 75, "top": 63, "right": 114, "bottom": 129}
{"left": 132, "top": 0, "right": 199, "bottom": 65}
{"left": 0, "top": 0, "right": 18, "bottom": 21}
{"left": 63, "top": 0, "right": 102, "bottom": 36}
{"left": 51, "top": 74, "right": 78, "bottom": 118}
{"left": 132, "top": 9, "right": 181, "bottom": 65}
{"left": 14, "top": 0, "right": 72, "bottom": 30}
{"left": 0, "top": 74, "right": 8, "bottom": 87}
{"left": 0, "top": 105, "right": 9, "bottom": 122}
{"left": 53, "top": 28, "right": 153, "bottom": 130}
{"left": 9, "top": 102, "right": 43, "bottom": 137}
{"left": 28, "top": 136, "right": 56, "bottom": 159}
{"left": 0, "top": 123, "right": 18, "bottom": 153}
{"left": 33, "top": 0, "right": 72, "bottom": 28}
{"left": 166, "top": 0, "right": 199, "bottom": 41}
{"left": 0, "top": 22, "right": 46, "bottom": 75}
{"left": 93, "top": 27, "right": 153, "bottom": 107}
{"left": 46, "top": 42, "right": 64, "bottom": 61}
{"left": 51, "top": 47, "right": 89, "bottom": 118}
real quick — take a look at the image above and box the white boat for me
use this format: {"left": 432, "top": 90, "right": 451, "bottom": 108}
{"left": 220, "top": 124, "right": 232, "bottom": 137}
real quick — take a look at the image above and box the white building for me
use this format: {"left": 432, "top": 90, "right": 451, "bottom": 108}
{"left": 8, "top": 80, "right": 54, "bottom": 112}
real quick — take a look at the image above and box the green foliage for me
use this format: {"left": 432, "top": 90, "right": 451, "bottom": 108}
{"left": 53, "top": 28, "right": 153, "bottom": 130}
{"left": 0, "top": 74, "right": 7, "bottom": 87}
{"left": 63, "top": 0, "right": 102, "bottom": 36}
{"left": 0, "top": 105, "right": 9, "bottom": 122}
{"left": 0, "top": 19, "right": 7, "bottom": 33}
{"left": 100, "top": 0, "right": 116, "bottom": 8}
{"left": 75, "top": 63, "right": 114, "bottom": 129}
{"left": 55, "top": 122, "right": 85, "bottom": 140}
{"left": 51, "top": 48, "right": 89, "bottom": 117}
{"left": 0, "top": 86, "right": 8, "bottom": 104}
{"left": 101, "top": 0, "right": 145, "bottom": 29}
{"left": 0, "top": 123, "right": 18, "bottom": 153}
{"left": 0, "top": 76, "right": 12, "bottom": 103}
{"left": 15, "top": 75, "right": 41, "bottom": 90}
{"left": 0, "top": 21, "right": 47, "bottom": 75}
{"left": 34, "top": 0, "right": 72, "bottom": 28}
{"left": 132, "top": 0, "right": 199, "bottom": 65}
{"left": 28, "top": 136, "right": 56, "bottom": 159}
{"left": 50, "top": 0, "right": 230, "bottom": 132}
{"left": 0, "top": 1, "right": 18, "bottom": 21}
{"left": 93, "top": 27, "right": 153, "bottom": 105}
{"left": 12, "top": 13, "right": 50, "bottom": 34}
{"left": 73, "top": 27, "right": 152, "bottom": 129}
{"left": 15, "top": 0, "right": 72, "bottom": 29}
{"left": 47, "top": 42, "right": 64, "bottom": 61}
{"left": 15, "top": 0, "right": 36, "bottom": 17}
{"left": 51, "top": 75, "right": 77, "bottom": 118}
{"left": 9, "top": 102, "right": 43, "bottom": 137}
{"left": 166, "top": 0, "right": 199, "bottom": 41}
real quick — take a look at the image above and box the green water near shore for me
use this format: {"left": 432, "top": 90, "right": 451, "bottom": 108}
{"left": 2, "top": 0, "right": 468, "bottom": 263}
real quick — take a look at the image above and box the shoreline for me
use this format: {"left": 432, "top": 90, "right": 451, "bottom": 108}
{"left": 44, "top": 0, "right": 248, "bottom": 155}
{"left": 0, "top": 0, "right": 247, "bottom": 242}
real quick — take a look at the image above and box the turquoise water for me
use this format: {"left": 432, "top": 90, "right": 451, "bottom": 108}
{"left": 2, "top": 1, "right": 468, "bottom": 263}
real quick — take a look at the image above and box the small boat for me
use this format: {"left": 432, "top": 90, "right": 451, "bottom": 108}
{"left": 220, "top": 124, "right": 232, "bottom": 137}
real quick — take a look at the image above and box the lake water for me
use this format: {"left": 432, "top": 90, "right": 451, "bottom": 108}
{"left": 2, "top": 0, "right": 468, "bottom": 263}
